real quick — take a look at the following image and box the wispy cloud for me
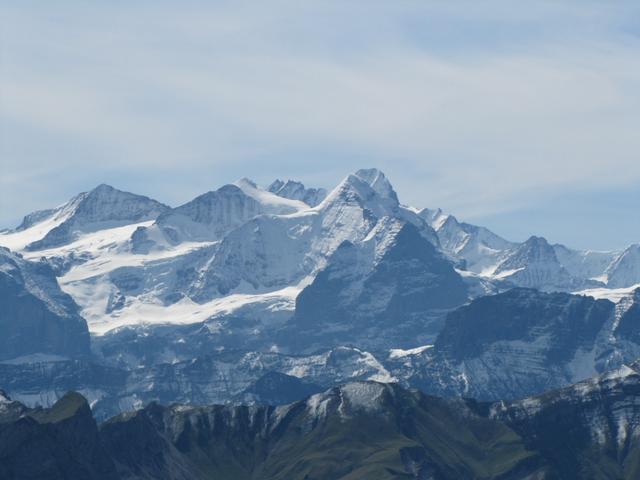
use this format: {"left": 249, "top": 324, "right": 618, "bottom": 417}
{"left": 1, "top": 1, "right": 639, "bottom": 246}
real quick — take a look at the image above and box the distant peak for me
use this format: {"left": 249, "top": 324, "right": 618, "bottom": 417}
{"left": 85, "top": 183, "right": 139, "bottom": 200}
{"left": 266, "top": 178, "right": 326, "bottom": 207}
{"left": 354, "top": 168, "right": 383, "bottom": 182}
{"left": 524, "top": 235, "right": 550, "bottom": 246}
{"left": 268, "top": 179, "right": 304, "bottom": 193}
{"left": 90, "top": 183, "right": 117, "bottom": 195}
{"left": 216, "top": 184, "right": 244, "bottom": 194}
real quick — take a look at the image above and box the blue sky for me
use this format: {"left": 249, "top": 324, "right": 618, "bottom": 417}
{"left": 1, "top": 1, "right": 639, "bottom": 249}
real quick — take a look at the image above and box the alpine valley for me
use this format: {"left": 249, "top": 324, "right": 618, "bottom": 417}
{"left": 2, "top": 169, "right": 640, "bottom": 479}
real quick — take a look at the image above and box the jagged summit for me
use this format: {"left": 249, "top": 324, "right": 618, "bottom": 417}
{"left": 418, "top": 207, "right": 514, "bottom": 273}
{"left": 268, "top": 179, "right": 327, "bottom": 206}
{"left": 319, "top": 169, "right": 402, "bottom": 219}
{"left": 353, "top": 168, "right": 398, "bottom": 203}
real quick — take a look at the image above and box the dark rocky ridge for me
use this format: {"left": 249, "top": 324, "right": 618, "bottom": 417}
{"left": 0, "top": 392, "right": 118, "bottom": 479}
{"left": 4, "top": 369, "right": 640, "bottom": 479}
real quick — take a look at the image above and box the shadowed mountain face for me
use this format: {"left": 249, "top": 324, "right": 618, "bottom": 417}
{"left": 4, "top": 369, "right": 640, "bottom": 480}
{"left": 435, "top": 288, "right": 613, "bottom": 364}
{"left": 397, "top": 288, "right": 640, "bottom": 401}
{"left": 487, "top": 363, "right": 640, "bottom": 479}
{"left": 0, "top": 248, "right": 89, "bottom": 360}
{"left": 0, "top": 392, "right": 118, "bottom": 480}
{"left": 283, "top": 221, "right": 468, "bottom": 352}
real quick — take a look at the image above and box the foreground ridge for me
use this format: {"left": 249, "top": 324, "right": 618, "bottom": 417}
{"left": 2, "top": 368, "right": 640, "bottom": 479}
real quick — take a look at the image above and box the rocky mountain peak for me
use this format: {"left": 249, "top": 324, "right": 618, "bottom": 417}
{"left": 323, "top": 169, "right": 400, "bottom": 217}
{"left": 268, "top": 179, "right": 327, "bottom": 206}
{"left": 354, "top": 168, "right": 399, "bottom": 203}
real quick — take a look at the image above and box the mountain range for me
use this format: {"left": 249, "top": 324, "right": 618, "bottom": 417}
{"left": 2, "top": 168, "right": 640, "bottom": 455}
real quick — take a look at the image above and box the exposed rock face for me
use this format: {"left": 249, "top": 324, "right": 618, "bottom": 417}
{"left": 435, "top": 288, "right": 612, "bottom": 364}
{"left": 397, "top": 288, "right": 640, "bottom": 401}
{"left": 0, "top": 247, "right": 90, "bottom": 360}
{"left": 236, "top": 371, "right": 324, "bottom": 406}
{"left": 493, "top": 236, "right": 601, "bottom": 291}
{"left": 268, "top": 179, "right": 327, "bottom": 207}
{"left": 285, "top": 219, "right": 468, "bottom": 351}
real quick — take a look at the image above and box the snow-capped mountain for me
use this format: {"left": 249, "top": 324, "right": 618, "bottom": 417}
{"left": 491, "top": 235, "right": 601, "bottom": 291}
{"left": 419, "top": 208, "right": 516, "bottom": 273}
{"left": 552, "top": 243, "right": 617, "bottom": 280}
{"left": 131, "top": 180, "right": 307, "bottom": 252}
{"left": 421, "top": 207, "right": 640, "bottom": 291}
{"left": 0, "top": 168, "right": 637, "bottom": 351}
{"left": 2, "top": 167, "right": 640, "bottom": 421}
{"left": 22, "top": 184, "right": 168, "bottom": 251}
{"left": 0, "top": 169, "right": 445, "bottom": 339}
